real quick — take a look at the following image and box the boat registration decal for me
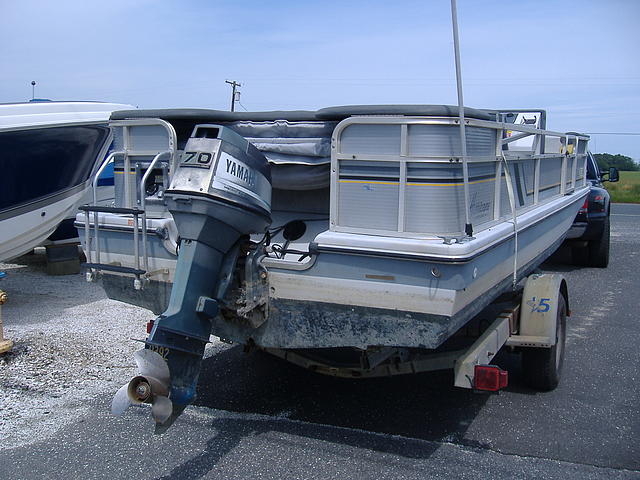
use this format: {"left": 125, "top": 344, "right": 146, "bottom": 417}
{"left": 148, "top": 344, "right": 170, "bottom": 359}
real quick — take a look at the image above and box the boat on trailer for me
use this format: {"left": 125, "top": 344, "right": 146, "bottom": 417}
{"left": 0, "top": 101, "right": 133, "bottom": 262}
{"left": 77, "top": 104, "right": 589, "bottom": 429}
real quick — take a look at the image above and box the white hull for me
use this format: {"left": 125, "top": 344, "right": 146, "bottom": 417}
{"left": 0, "top": 189, "right": 87, "bottom": 262}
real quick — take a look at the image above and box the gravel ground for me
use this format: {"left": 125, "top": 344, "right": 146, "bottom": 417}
{"left": 0, "top": 251, "right": 149, "bottom": 449}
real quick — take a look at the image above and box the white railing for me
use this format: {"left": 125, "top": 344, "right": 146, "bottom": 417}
{"left": 330, "top": 115, "right": 589, "bottom": 239}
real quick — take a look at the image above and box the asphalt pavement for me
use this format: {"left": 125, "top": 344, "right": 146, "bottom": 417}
{"left": 1, "top": 204, "right": 639, "bottom": 479}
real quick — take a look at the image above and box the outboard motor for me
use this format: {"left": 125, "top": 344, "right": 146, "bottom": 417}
{"left": 112, "top": 125, "right": 271, "bottom": 432}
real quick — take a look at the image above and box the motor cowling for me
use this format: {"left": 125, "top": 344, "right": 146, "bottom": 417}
{"left": 165, "top": 124, "right": 272, "bottom": 247}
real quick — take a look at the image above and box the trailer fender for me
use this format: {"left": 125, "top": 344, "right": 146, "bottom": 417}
{"left": 506, "top": 273, "right": 567, "bottom": 348}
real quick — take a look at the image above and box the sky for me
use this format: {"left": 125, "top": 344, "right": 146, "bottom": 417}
{"left": 1, "top": 0, "right": 639, "bottom": 159}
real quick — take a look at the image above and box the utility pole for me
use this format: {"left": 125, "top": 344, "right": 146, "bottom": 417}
{"left": 225, "top": 80, "right": 241, "bottom": 112}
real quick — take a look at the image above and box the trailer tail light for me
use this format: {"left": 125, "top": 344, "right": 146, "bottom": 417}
{"left": 146, "top": 319, "right": 155, "bottom": 334}
{"left": 473, "top": 365, "right": 508, "bottom": 392}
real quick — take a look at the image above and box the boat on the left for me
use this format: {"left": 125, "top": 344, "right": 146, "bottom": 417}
{"left": 0, "top": 100, "right": 133, "bottom": 262}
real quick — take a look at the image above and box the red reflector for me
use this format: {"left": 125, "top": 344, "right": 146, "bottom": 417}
{"left": 146, "top": 320, "right": 155, "bottom": 334}
{"left": 473, "top": 365, "right": 508, "bottom": 391}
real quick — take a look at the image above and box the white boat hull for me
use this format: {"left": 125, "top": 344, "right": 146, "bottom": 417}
{"left": 0, "top": 188, "right": 87, "bottom": 262}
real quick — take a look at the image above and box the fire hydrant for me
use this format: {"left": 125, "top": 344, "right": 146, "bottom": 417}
{"left": 0, "top": 290, "right": 12, "bottom": 354}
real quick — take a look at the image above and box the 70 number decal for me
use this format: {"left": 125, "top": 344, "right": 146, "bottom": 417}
{"left": 180, "top": 151, "right": 213, "bottom": 168}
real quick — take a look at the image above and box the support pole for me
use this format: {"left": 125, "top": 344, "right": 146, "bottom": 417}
{"left": 450, "top": 0, "right": 473, "bottom": 237}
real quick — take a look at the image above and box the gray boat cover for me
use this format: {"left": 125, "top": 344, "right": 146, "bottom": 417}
{"left": 110, "top": 105, "right": 493, "bottom": 190}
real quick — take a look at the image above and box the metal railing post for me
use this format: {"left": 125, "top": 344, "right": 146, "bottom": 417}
{"left": 450, "top": 0, "right": 473, "bottom": 237}
{"left": 91, "top": 151, "right": 119, "bottom": 266}
{"left": 139, "top": 151, "right": 171, "bottom": 274}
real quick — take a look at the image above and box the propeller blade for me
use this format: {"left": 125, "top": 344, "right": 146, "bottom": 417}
{"left": 111, "top": 383, "right": 132, "bottom": 416}
{"left": 133, "top": 349, "right": 170, "bottom": 384}
{"left": 151, "top": 395, "right": 173, "bottom": 424}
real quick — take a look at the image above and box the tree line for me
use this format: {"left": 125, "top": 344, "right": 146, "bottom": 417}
{"left": 594, "top": 153, "right": 639, "bottom": 171}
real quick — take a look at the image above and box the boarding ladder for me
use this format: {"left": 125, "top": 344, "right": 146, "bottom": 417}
{"left": 80, "top": 118, "right": 177, "bottom": 289}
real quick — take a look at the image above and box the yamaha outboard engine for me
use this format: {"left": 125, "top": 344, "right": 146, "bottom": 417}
{"left": 111, "top": 125, "right": 271, "bottom": 432}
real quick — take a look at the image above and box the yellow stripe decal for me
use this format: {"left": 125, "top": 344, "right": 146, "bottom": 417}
{"left": 339, "top": 180, "right": 400, "bottom": 185}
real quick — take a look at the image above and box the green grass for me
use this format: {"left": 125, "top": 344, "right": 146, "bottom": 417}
{"left": 606, "top": 171, "right": 640, "bottom": 203}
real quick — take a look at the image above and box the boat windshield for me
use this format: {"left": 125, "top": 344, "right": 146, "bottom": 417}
{"left": 0, "top": 125, "right": 110, "bottom": 212}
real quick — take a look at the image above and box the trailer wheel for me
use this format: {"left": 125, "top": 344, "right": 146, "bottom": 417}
{"left": 522, "top": 294, "right": 566, "bottom": 391}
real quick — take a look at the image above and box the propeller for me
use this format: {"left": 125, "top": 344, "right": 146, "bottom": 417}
{"left": 111, "top": 349, "right": 172, "bottom": 424}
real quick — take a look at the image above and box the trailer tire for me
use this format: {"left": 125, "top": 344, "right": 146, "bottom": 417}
{"left": 522, "top": 294, "right": 566, "bottom": 391}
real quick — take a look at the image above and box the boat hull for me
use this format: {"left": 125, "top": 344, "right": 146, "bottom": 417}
{"left": 210, "top": 190, "right": 583, "bottom": 350}
{"left": 0, "top": 186, "right": 87, "bottom": 261}
{"left": 82, "top": 184, "right": 586, "bottom": 350}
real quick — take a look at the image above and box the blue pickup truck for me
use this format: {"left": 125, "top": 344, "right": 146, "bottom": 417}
{"left": 565, "top": 151, "right": 619, "bottom": 267}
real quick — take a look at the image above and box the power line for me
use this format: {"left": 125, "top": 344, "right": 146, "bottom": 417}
{"left": 587, "top": 132, "right": 640, "bottom": 135}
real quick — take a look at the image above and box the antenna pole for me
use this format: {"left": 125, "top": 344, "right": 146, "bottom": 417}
{"left": 450, "top": 0, "right": 473, "bottom": 237}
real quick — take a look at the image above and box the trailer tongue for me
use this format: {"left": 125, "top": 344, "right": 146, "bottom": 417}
{"left": 111, "top": 125, "right": 272, "bottom": 431}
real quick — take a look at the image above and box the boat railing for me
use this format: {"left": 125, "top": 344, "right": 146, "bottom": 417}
{"left": 139, "top": 151, "right": 173, "bottom": 275}
{"left": 79, "top": 112, "right": 589, "bottom": 289}
{"left": 81, "top": 118, "right": 177, "bottom": 289}
{"left": 329, "top": 115, "right": 589, "bottom": 240}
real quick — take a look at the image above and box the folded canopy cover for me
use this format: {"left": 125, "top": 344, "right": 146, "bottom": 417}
{"left": 110, "top": 105, "right": 492, "bottom": 190}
